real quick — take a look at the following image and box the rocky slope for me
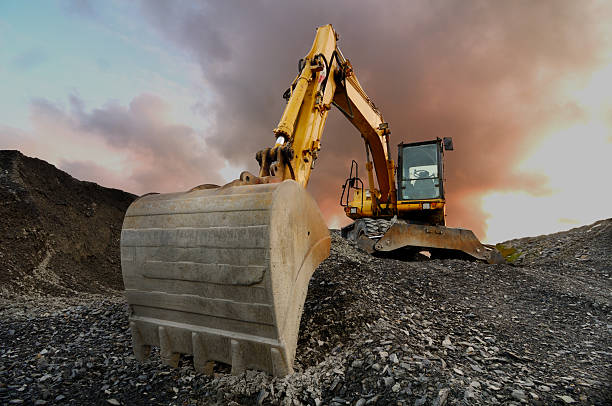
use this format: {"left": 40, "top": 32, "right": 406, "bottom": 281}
{"left": 0, "top": 151, "right": 609, "bottom": 405}
{"left": 0, "top": 150, "right": 135, "bottom": 297}
{"left": 1, "top": 221, "right": 610, "bottom": 405}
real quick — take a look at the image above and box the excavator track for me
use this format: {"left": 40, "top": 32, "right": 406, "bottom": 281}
{"left": 121, "top": 180, "right": 330, "bottom": 376}
{"left": 342, "top": 218, "right": 390, "bottom": 240}
{"left": 368, "top": 218, "right": 392, "bottom": 236}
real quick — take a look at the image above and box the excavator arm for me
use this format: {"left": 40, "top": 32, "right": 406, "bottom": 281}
{"left": 332, "top": 62, "right": 395, "bottom": 204}
{"left": 255, "top": 24, "right": 395, "bottom": 207}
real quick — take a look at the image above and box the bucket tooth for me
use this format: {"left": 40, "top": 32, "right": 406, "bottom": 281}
{"left": 159, "top": 326, "right": 180, "bottom": 368}
{"left": 191, "top": 332, "right": 207, "bottom": 373}
{"left": 230, "top": 339, "right": 245, "bottom": 375}
{"left": 130, "top": 321, "right": 151, "bottom": 361}
{"left": 271, "top": 347, "right": 291, "bottom": 376}
{"left": 121, "top": 180, "right": 330, "bottom": 376}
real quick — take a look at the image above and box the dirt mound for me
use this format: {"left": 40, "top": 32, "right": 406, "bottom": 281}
{"left": 0, "top": 150, "right": 136, "bottom": 297}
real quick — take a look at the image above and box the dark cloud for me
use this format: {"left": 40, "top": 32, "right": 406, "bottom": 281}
{"left": 141, "top": 0, "right": 611, "bottom": 238}
{"left": 27, "top": 94, "right": 226, "bottom": 194}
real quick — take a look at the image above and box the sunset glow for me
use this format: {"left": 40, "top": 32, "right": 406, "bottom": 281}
{"left": 1, "top": 1, "right": 611, "bottom": 243}
{"left": 481, "top": 61, "right": 612, "bottom": 242}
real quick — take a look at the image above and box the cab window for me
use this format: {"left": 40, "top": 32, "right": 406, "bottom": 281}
{"left": 399, "top": 144, "right": 440, "bottom": 200}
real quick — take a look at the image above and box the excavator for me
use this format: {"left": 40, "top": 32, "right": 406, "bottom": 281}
{"left": 120, "top": 24, "right": 502, "bottom": 379}
{"left": 339, "top": 136, "right": 502, "bottom": 263}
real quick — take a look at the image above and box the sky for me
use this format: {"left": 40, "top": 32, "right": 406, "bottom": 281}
{"left": 1, "top": 0, "right": 611, "bottom": 243}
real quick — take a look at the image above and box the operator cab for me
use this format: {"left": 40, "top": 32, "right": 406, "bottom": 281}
{"left": 341, "top": 137, "right": 453, "bottom": 224}
{"left": 397, "top": 138, "right": 452, "bottom": 202}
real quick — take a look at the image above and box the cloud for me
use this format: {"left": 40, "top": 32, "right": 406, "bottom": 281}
{"left": 0, "top": 126, "right": 29, "bottom": 149}
{"left": 62, "top": 0, "right": 96, "bottom": 18}
{"left": 59, "top": 159, "right": 127, "bottom": 189}
{"left": 1, "top": 94, "right": 226, "bottom": 195}
{"left": 139, "top": 0, "right": 612, "bottom": 238}
{"left": 4, "top": 1, "right": 609, "bottom": 241}
{"left": 11, "top": 49, "right": 47, "bottom": 71}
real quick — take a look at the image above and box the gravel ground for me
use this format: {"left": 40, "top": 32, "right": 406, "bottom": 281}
{"left": 1, "top": 221, "right": 610, "bottom": 405}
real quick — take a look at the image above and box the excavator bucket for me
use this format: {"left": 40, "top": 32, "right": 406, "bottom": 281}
{"left": 120, "top": 180, "right": 330, "bottom": 376}
{"left": 372, "top": 220, "right": 505, "bottom": 264}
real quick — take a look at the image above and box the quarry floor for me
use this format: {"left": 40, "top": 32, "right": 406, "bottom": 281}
{"left": 1, "top": 220, "right": 611, "bottom": 406}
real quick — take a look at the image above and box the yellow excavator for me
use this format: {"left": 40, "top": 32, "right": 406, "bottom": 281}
{"left": 339, "top": 136, "right": 502, "bottom": 263}
{"left": 120, "top": 24, "right": 502, "bottom": 378}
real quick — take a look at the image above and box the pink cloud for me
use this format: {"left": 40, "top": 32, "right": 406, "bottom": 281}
{"left": 1, "top": 94, "right": 226, "bottom": 195}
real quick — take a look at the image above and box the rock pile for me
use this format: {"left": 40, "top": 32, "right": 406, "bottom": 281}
{"left": 0, "top": 152, "right": 609, "bottom": 405}
{"left": 195, "top": 229, "right": 611, "bottom": 405}
{"left": 500, "top": 220, "right": 611, "bottom": 307}
{"left": 1, "top": 221, "right": 610, "bottom": 405}
{"left": 0, "top": 150, "right": 135, "bottom": 297}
